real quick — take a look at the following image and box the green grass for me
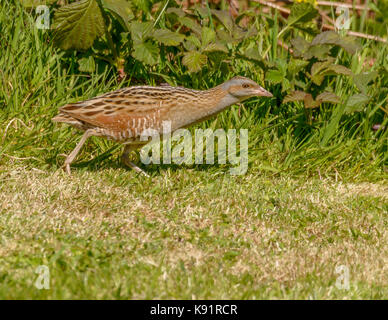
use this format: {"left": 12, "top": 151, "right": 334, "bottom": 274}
{"left": 0, "top": 1, "right": 387, "bottom": 299}
{"left": 0, "top": 167, "right": 387, "bottom": 299}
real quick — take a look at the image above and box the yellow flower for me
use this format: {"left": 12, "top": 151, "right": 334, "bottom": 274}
{"left": 295, "top": 0, "right": 318, "bottom": 6}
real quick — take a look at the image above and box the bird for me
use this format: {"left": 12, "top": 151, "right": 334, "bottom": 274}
{"left": 52, "top": 76, "right": 273, "bottom": 176}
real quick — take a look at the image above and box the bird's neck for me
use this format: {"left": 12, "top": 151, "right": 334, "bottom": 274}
{"left": 198, "top": 86, "right": 239, "bottom": 114}
{"left": 170, "top": 86, "right": 239, "bottom": 129}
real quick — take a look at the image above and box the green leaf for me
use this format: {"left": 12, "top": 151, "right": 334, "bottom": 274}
{"left": 311, "top": 31, "right": 361, "bottom": 54}
{"left": 52, "top": 0, "right": 104, "bottom": 50}
{"left": 335, "top": 37, "right": 361, "bottom": 54}
{"left": 166, "top": 8, "right": 186, "bottom": 17}
{"left": 354, "top": 72, "right": 378, "bottom": 94}
{"left": 201, "top": 27, "right": 216, "bottom": 47}
{"left": 241, "top": 47, "right": 262, "bottom": 62}
{"left": 303, "top": 44, "right": 331, "bottom": 60}
{"left": 288, "top": 2, "right": 318, "bottom": 26}
{"left": 291, "top": 37, "right": 310, "bottom": 57}
{"left": 283, "top": 91, "right": 309, "bottom": 103}
{"left": 132, "top": 40, "right": 159, "bottom": 65}
{"left": 217, "top": 29, "right": 238, "bottom": 44}
{"left": 324, "top": 64, "right": 353, "bottom": 76}
{"left": 78, "top": 55, "right": 95, "bottom": 73}
{"left": 344, "top": 94, "right": 370, "bottom": 114}
{"left": 288, "top": 58, "right": 309, "bottom": 75}
{"left": 21, "top": 0, "right": 57, "bottom": 7}
{"left": 202, "top": 42, "right": 228, "bottom": 53}
{"left": 132, "top": 0, "right": 151, "bottom": 13}
{"left": 129, "top": 21, "right": 153, "bottom": 43}
{"left": 185, "top": 34, "right": 202, "bottom": 49}
{"left": 311, "top": 31, "right": 340, "bottom": 46}
{"left": 266, "top": 69, "right": 284, "bottom": 84}
{"left": 316, "top": 92, "right": 341, "bottom": 104}
{"left": 153, "top": 29, "right": 185, "bottom": 46}
{"left": 284, "top": 91, "right": 321, "bottom": 108}
{"left": 211, "top": 9, "right": 234, "bottom": 32}
{"left": 182, "top": 51, "right": 207, "bottom": 73}
{"left": 178, "top": 16, "right": 202, "bottom": 34}
{"left": 310, "top": 60, "right": 334, "bottom": 85}
{"left": 102, "top": 0, "right": 133, "bottom": 31}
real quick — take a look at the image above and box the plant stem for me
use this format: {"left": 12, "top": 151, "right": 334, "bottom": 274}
{"left": 95, "top": 0, "right": 121, "bottom": 69}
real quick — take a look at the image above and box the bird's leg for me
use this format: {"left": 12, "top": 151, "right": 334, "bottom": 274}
{"left": 121, "top": 144, "right": 150, "bottom": 177}
{"left": 63, "top": 129, "right": 97, "bottom": 175}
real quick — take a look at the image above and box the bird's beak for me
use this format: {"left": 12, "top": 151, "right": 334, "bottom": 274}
{"left": 256, "top": 87, "right": 273, "bottom": 97}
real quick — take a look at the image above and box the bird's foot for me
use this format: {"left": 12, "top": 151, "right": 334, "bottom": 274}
{"left": 61, "top": 162, "right": 71, "bottom": 175}
{"left": 122, "top": 156, "right": 150, "bottom": 177}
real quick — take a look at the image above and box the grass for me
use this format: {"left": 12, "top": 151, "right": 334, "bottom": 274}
{"left": 0, "top": 166, "right": 387, "bottom": 299}
{"left": 0, "top": 1, "right": 387, "bottom": 299}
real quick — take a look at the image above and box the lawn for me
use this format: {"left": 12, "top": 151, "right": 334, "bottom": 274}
{"left": 0, "top": 0, "right": 387, "bottom": 299}
{"left": 0, "top": 166, "right": 386, "bottom": 299}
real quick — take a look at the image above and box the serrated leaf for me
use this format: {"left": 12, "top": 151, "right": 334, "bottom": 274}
{"left": 182, "top": 51, "right": 207, "bottom": 73}
{"left": 311, "top": 31, "right": 340, "bottom": 46}
{"left": 335, "top": 37, "right": 361, "bottom": 54}
{"left": 102, "top": 0, "right": 133, "bottom": 31}
{"left": 288, "top": 58, "right": 309, "bottom": 75}
{"left": 304, "top": 93, "right": 320, "bottom": 108}
{"left": 52, "top": 0, "right": 104, "bottom": 50}
{"left": 303, "top": 44, "right": 331, "bottom": 60}
{"left": 311, "top": 31, "right": 361, "bottom": 54}
{"left": 129, "top": 21, "right": 153, "bottom": 43}
{"left": 178, "top": 16, "right": 202, "bottom": 34}
{"left": 185, "top": 34, "right": 201, "bottom": 49}
{"left": 266, "top": 69, "right": 284, "bottom": 84}
{"left": 203, "top": 42, "right": 228, "bottom": 53}
{"left": 241, "top": 47, "right": 261, "bottom": 61}
{"left": 132, "top": 0, "right": 151, "bottom": 13}
{"left": 325, "top": 64, "right": 353, "bottom": 76}
{"left": 316, "top": 92, "right": 341, "bottom": 104}
{"left": 211, "top": 9, "right": 234, "bottom": 32}
{"left": 78, "top": 55, "right": 95, "bottom": 73}
{"left": 310, "top": 60, "right": 334, "bottom": 85}
{"left": 354, "top": 72, "right": 378, "bottom": 94}
{"left": 283, "top": 91, "right": 321, "bottom": 109}
{"left": 283, "top": 91, "right": 309, "bottom": 103}
{"left": 288, "top": 2, "right": 318, "bottom": 26}
{"left": 201, "top": 27, "right": 216, "bottom": 47}
{"left": 291, "top": 37, "right": 310, "bottom": 57}
{"left": 153, "top": 29, "right": 185, "bottom": 46}
{"left": 132, "top": 40, "right": 159, "bottom": 65}
{"left": 217, "top": 29, "right": 237, "bottom": 44}
{"left": 344, "top": 94, "right": 370, "bottom": 114}
{"left": 21, "top": 0, "right": 57, "bottom": 7}
{"left": 166, "top": 8, "right": 186, "bottom": 17}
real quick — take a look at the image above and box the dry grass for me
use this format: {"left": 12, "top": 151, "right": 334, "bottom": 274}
{"left": 0, "top": 164, "right": 386, "bottom": 299}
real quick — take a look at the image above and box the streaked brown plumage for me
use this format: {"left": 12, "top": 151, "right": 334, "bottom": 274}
{"left": 52, "top": 76, "right": 273, "bottom": 176}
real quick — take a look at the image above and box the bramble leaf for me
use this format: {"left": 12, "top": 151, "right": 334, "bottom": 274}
{"left": 52, "top": 0, "right": 104, "bottom": 50}
{"left": 78, "top": 55, "right": 95, "bottom": 73}
{"left": 182, "top": 51, "right": 207, "bottom": 73}
{"left": 316, "top": 92, "right": 341, "bottom": 104}
{"left": 102, "top": 0, "right": 133, "bottom": 31}
{"left": 153, "top": 29, "right": 185, "bottom": 46}
{"left": 344, "top": 94, "right": 370, "bottom": 114}
{"left": 132, "top": 40, "right": 159, "bottom": 65}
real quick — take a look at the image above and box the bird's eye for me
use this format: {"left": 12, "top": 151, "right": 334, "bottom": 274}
{"left": 242, "top": 83, "right": 250, "bottom": 88}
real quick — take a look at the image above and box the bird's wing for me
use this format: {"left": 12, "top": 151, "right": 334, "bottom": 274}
{"left": 58, "top": 88, "right": 166, "bottom": 132}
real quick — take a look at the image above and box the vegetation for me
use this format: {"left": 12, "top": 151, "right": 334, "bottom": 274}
{"left": 0, "top": 0, "right": 387, "bottom": 299}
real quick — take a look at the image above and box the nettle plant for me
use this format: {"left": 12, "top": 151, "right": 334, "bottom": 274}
{"left": 36, "top": 0, "right": 264, "bottom": 77}
{"left": 279, "top": 31, "right": 377, "bottom": 120}
{"left": 267, "top": 31, "right": 359, "bottom": 107}
{"left": 262, "top": 2, "right": 379, "bottom": 123}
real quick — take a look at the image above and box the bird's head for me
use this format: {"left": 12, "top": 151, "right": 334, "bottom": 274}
{"left": 222, "top": 76, "right": 273, "bottom": 100}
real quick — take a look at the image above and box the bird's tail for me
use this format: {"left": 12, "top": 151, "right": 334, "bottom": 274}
{"left": 52, "top": 112, "right": 85, "bottom": 130}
